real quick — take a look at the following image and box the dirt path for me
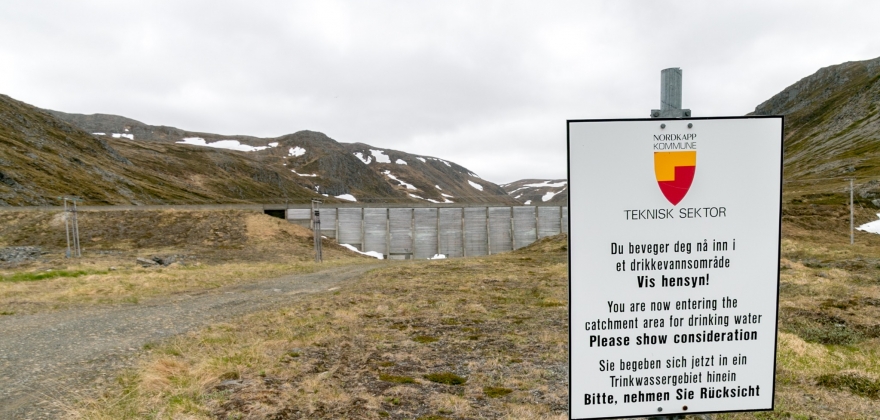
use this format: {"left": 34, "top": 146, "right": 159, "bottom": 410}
{"left": 0, "top": 263, "right": 380, "bottom": 419}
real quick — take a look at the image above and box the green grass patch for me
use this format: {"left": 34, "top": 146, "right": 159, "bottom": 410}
{"left": 779, "top": 308, "right": 872, "bottom": 345}
{"left": 379, "top": 374, "right": 416, "bottom": 384}
{"left": 218, "top": 371, "right": 240, "bottom": 381}
{"left": 0, "top": 269, "right": 104, "bottom": 283}
{"left": 424, "top": 372, "right": 466, "bottom": 385}
{"left": 412, "top": 335, "right": 438, "bottom": 343}
{"left": 817, "top": 372, "right": 880, "bottom": 399}
{"left": 536, "top": 299, "right": 565, "bottom": 307}
{"left": 483, "top": 386, "right": 513, "bottom": 398}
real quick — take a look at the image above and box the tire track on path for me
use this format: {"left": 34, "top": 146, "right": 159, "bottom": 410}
{"left": 0, "top": 263, "right": 380, "bottom": 419}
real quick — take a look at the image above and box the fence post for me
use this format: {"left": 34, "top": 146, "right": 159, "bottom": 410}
{"left": 411, "top": 208, "right": 415, "bottom": 259}
{"left": 510, "top": 207, "right": 515, "bottom": 250}
{"left": 437, "top": 208, "right": 441, "bottom": 257}
{"left": 851, "top": 178, "right": 855, "bottom": 245}
{"left": 385, "top": 208, "right": 391, "bottom": 259}
{"left": 486, "top": 207, "right": 492, "bottom": 255}
{"left": 461, "top": 207, "right": 466, "bottom": 257}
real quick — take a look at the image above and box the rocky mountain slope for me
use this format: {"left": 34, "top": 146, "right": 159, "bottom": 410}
{"left": 501, "top": 179, "right": 567, "bottom": 205}
{"left": 0, "top": 94, "right": 329, "bottom": 206}
{"left": 751, "top": 56, "right": 880, "bottom": 186}
{"left": 46, "top": 110, "right": 515, "bottom": 205}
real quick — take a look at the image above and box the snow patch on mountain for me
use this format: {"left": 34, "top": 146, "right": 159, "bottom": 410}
{"left": 178, "top": 137, "right": 276, "bottom": 152}
{"left": 526, "top": 180, "right": 567, "bottom": 188}
{"left": 291, "top": 169, "right": 317, "bottom": 177}
{"left": 353, "top": 152, "right": 371, "bottom": 164}
{"left": 468, "top": 180, "right": 483, "bottom": 191}
{"left": 542, "top": 187, "right": 566, "bottom": 202}
{"left": 370, "top": 149, "right": 391, "bottom": 163}
{"left": 408, "top": 193, "right": 438, "bottom": 203}
{"left": 503, "top": 179, "right": 568, "bottom": 204}
{"left": 407, "top": 193, "right": 452, "bottom": 204}
{"left": 336, "top": 194, "right": 357, "bottom": 202}
{"left": 289, "top": 146, "right": 306, "bottom": 157}
{"left": 396, "top": 159, "right": 407, "bottom": 165}
{"left": 383, "top": 170, "right": 416, "bottom": 190}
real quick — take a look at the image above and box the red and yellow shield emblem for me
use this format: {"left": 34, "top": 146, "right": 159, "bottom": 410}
{"left": 654, "top": 151, "right": 696, "bottom": 205}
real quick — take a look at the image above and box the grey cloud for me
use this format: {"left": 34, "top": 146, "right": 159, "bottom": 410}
{"left": 1, "top": 0, "right": 879, "bottom": 183}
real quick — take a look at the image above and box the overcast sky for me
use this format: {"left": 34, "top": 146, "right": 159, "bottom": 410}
{"left": 1, "top": 1, "right": 878, "bottom": 184}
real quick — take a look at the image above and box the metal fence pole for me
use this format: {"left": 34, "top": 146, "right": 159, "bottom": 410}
{"left": 851, "top": 178, "right": 855, "bottom": 245}
{"left": 72, "top": 199, "right": 81, "bottom": 257}
{"left": 63, "top": 198, "right": 71, "bottom": 258}
{"left": 312, "top": 200, "right": 322, "bottom": 262}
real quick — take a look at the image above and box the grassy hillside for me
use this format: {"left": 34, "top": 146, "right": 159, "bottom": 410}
{"left": 47, "top": 110, "right": 518, "bottom": 205}
{"left": 0, "top": 94, "right": 325, "bottom": 205}
{"left": 752, "top": 57, "right": 880, "bottom": 206}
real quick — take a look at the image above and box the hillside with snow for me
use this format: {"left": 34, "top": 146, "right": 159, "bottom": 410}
{"left": 42, "top": 109, "right": 516, "bottom": 205}
{"left": 501, "top": 179, "right": 568, "bottom": 205}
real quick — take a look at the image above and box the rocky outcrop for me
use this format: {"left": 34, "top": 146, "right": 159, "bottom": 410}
{"left": 0, "top": 246, "right": 43, "bottom": 264}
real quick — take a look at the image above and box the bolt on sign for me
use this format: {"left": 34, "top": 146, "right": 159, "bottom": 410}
{"left": 567, "top": 117, "right": 783, "bottom": 419}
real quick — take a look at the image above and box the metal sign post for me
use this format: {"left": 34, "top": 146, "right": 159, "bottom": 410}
{"left": 651, "top": 68, "right": 691, "bottom": 119}
{"left": 568, "top": 69, "right": 783, "bottom": 420}
{"left": 312, "top": 200, "right": 323, "bottom": 262}
{"left": 649, "top": 68, "right": 695, "bottom": 420}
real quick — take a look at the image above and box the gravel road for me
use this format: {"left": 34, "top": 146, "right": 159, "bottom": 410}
{"left": 0, "top": 263, "right": 379, "bottom": 419}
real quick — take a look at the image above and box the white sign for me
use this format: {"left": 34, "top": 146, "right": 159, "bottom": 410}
{"left": 568, "top": 117, "right": 783, "bottom": 419}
